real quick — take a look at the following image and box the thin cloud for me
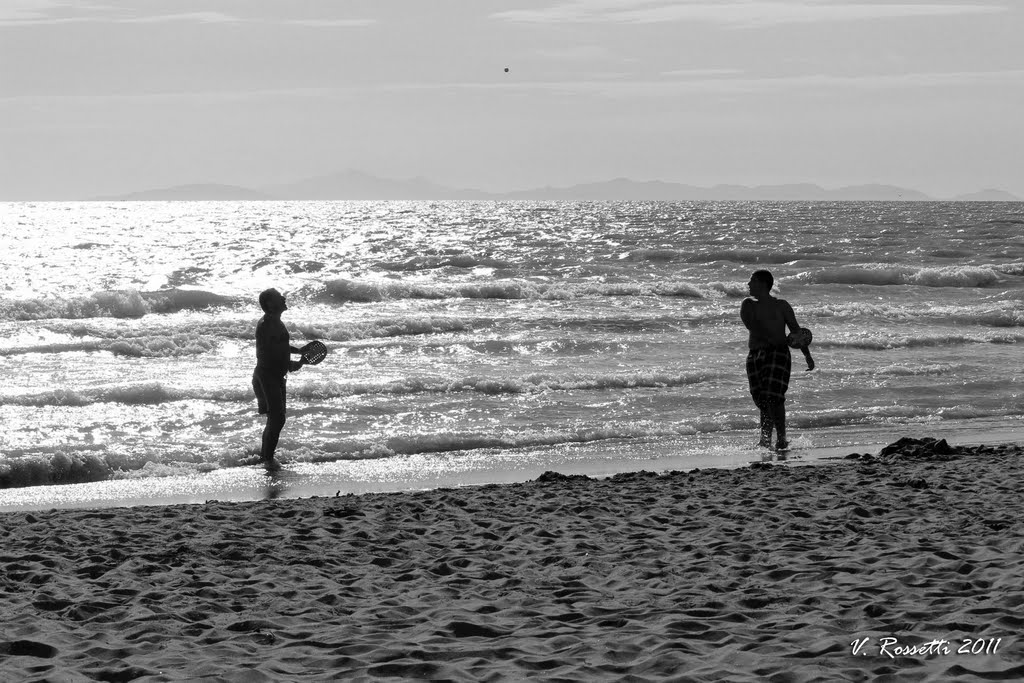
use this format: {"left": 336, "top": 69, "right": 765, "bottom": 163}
{"left": 366, "top": 68, "right": 1024, "bottom": 98}
{"left": 0, "top": 0, "right": 66, "bottom": 21}
{"left": 0, "top": 3, "right": 375, "bottom": 28}
{"left": 533, "top": 45, "right": 615, "bottom": 61}
{"left": 5, "top": 68, "right": 1015, "bottom": 103}
{"left": 121, "top": 14, "right": 378, "bottom": 27}
{"left": 284, "top": 19, "right": 377, "bottom": 28}
{"left": 120, "top": 12, "right": 241, "bottom": 25}
{"left": 568, "top": 68, "right": 1024, "bottom": 96}
{"left": 0, "top": 0, "right": 105, "bottom": 25}
{"left": 494, "top": 1, "right": 1007, "bottom": 27}
{"left": 660, "top": 68, "right": 745, "bottom": 78}
{"left": 0, "top": 87, "right": 343, "bottom": 104}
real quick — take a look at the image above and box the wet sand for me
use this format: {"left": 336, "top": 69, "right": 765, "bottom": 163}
{"left": 2, "top": 437, "right": 1022, "bottom": 681}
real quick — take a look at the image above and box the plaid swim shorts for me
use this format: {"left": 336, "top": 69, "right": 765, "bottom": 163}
{"left": 746, "top": 345, "right": 792, "bottom": 407}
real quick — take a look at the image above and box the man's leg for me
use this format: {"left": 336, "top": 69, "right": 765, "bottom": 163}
{"left": 748, "top": 351, "right": 773, "bottom": 448}
{"left": 755, "top": 396, "right": 773, "bottom": 447}
{"left": 262, "top": 411, "right": 286, "bottom": 461}
{"left": 771, "top": 401, "right": 787, "bottom": 449}
{"left": 257, "top": 373, "right": 287, "bottom": 466}
{"left": 764, "top": 346, "right": 791, "bottom": 451}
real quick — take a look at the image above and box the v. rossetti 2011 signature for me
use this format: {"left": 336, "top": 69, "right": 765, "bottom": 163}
{"left": 851, "top": 637, "right": 1002, "bottom": 659}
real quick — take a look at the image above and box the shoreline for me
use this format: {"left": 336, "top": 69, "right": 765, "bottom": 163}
{"left": 0, "top": 437, "right": 855, "bottom": 514}
{"left": 1, "top": 437, "right": 1021, "bottom": 680}
{"left": 3, "top": 419, "right": 1024, "bottom": 513}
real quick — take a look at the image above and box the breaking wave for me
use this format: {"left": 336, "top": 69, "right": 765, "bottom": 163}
{"left": 293, "top": 316, "right": 470, "bottom": 341}
{"left": 818, "top": 301, "right": 1024, "bottom": 327}
{"left": 815, "top": 332, "right": 1024, "bottom": 350}
{"left": 0, "top": 289, "right": 237, "bottom": 321}
{"left": 321, "top": 278, "right": 748, "bottom": 303}
{"left": 629, "top": 247, "right": 831, "bottom": 265}
{"left": 376, "top": 254, "right": 514, "bottom": 272}
{"left": 994, "top": 262, "right": 1024, "bottom": 276}
{"left": 798, "top": 265, "right": 1003, "bottom": 288}
{"left": 0, "top": 370, "right": 719, "bottom": 408}
{"left": 0, "top": 335, "right": 222, "bottom": 358}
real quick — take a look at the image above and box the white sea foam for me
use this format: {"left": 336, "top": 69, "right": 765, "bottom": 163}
{"left": 0, "top": 333, "right": 226, "bottom": 358}
{"left": 799, "top": 265, "right": 1003, "bottom": 287}
{"left": 848, "top": 363, "right": 967, "bottom": 377}
{"left": 328, "top": 370, "right": 717, "bottom": 398}
{"left": 815, "top": 332, "right": 1024, "bottom": 350}
{"left": 994, "top": 261, "right": 1024, "bottom": 276}
{"left": 294, "top": 316, "right": 470, "bottom": 341}
{"left": 629, "top": 247, "right": 828, "bottom": 264}
{"left": 0, "top": 383, "right": 184, "bottom": 407}
{"left": 0, "top": 370, "right": 719, "bottom": 408}
{"left": 0, "top": 447, "right": 113, "bottom": 488}
{"left": 818, "top": 302, "right": 1024, "bottom": 327}
{"left": 0, "top": 288, "right": 236, "bottom": 321}
{"left": 320, "top": 277, "right": 749, "bottom": 302}
{"left": 376, "top": 254, "right": 514, "bottom": 271}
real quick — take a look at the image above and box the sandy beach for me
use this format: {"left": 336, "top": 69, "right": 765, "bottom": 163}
{"left": 2, "top": 437, "right": 1022, "bottom": 681}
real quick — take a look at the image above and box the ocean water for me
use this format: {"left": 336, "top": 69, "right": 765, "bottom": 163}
{"left": 1, "top": 200, "right": 1023, "bottom": 505}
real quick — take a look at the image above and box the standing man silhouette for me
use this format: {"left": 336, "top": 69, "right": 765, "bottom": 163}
{"left": 741, "top": 270, "right": 806, "bottom": 451}
{"left": 252, "top": 288, "right": 304, "bottom": 470}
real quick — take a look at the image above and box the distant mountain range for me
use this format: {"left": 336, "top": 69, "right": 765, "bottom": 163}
{"left": 96, "top": 172, "right": 1022, "bottom": 202}
{"left": 96, "top": 183, "right": 274, "bottom": 201}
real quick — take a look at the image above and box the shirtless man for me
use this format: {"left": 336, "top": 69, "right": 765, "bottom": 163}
{"left": 740, "top": 270, "right": 806, "bottom": 450}
{"left": 252, "top": 288, "right": 305, "bottom": 469}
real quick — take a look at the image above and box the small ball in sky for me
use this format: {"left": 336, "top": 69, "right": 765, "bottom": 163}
{"left": 504, "top": 67, "right": 509, "bottom": 73}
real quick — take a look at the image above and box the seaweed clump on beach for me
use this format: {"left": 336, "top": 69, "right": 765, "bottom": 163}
{"left": 846, "top": 436, "right": 1021, "bottom": 464}
{"left": 878, "top": 436, "right": 957, "bottom": 460}
{"left": 535, "top": 471, "right": 592, "bottom": 485}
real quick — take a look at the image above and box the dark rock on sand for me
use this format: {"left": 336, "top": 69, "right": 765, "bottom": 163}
{"left": 878, "top": 437, "right": 956, "bottom": 460}
{"left": 536, "top": 471, "right": 592, "bottom": 484}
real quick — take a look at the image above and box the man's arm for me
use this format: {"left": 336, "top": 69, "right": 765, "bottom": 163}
{"left": 288, "top": 341, "right": 305, "bottom": 371}
{"left": 740, "top": 298, "right": 756, "bottom": 331}
{"left": 258, "top": 320, "right": 300, "bottom": 370}
{"left": 781, "top": 300, "right": 800, "bottom": 335}
{"left": 286, "top": 338, "right": 304, "bottom": 371}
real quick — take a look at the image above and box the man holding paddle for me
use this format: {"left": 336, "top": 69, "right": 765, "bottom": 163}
{"left": 252, "top": 288, "right": 307, "bottom": 470}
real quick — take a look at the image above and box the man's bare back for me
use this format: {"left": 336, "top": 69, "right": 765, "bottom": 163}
{"left": 741, "top": 295, "right": 798, "bottom": 349}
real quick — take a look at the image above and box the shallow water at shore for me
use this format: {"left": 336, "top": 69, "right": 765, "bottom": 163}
{"left": 2, "top": 200, "right": 1022, "bottom": 499}
{"left": 3, "top": 418, "right": 1022, "bottom": 512}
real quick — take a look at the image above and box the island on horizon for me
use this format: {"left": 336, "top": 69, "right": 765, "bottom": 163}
{"left": 78, "top": 172, "right": 1024, "bottom": 203}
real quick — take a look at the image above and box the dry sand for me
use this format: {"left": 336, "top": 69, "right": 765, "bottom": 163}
{"left": 2, "top": 437, "right": 1022, "bottom": 682}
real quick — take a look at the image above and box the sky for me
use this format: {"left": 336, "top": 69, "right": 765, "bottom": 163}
{"left": 1, "top": 0, "right": 1022, "bottom": 199}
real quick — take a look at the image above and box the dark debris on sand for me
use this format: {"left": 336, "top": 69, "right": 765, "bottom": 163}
{"left": 535, "top": 470, "right": 593, "bottom": 484}
{"left": 845, "top": 436, "right": 1018, "bottom": 464}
